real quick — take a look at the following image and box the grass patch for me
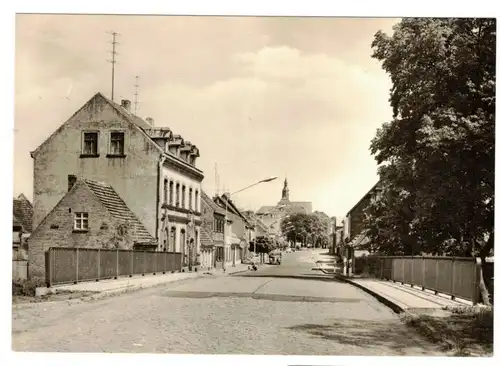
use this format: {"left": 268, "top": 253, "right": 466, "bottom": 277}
{"left": 403, "top": 306, "right": 493, "bottom": 356}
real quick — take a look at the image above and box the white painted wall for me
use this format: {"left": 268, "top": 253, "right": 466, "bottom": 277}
{"left": 162, "top": 166, "right": 201, "bottom": 212}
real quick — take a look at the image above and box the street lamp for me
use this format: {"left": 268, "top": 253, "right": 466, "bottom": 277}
{"left": 222, "top": 176, "right": 278, "bottom": 271}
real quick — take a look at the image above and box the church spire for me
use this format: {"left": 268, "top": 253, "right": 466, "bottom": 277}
{"left": 281, "top": 178, "right": 290, "bottom": 201}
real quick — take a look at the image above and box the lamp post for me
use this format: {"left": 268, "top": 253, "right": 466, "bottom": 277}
{"left": 222, "top": 176, "right": 278, "bottom": 271}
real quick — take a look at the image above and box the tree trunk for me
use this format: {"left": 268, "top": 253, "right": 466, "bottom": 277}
{"left": 475, "top": 233, "right": 493, "bottom": 306}
{"left": 476, "top": 257, "right": 491, "bottom": 306}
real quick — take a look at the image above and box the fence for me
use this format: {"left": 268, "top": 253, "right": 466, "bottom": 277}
{"left": 45, "top": 247, "right": 182, "bottom": 287}
{"left": 355, "top": 256, "right": 494, "bottom": 304}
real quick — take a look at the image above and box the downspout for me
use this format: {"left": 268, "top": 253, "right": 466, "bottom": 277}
{"left": 156, "top": 153, "right": 168, "bottom": 248}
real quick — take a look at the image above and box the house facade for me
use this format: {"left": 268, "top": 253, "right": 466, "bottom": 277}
{"left": 341, "top": 181, "right": 381, "bottom": 275}
{"left": 29, "top": 92, "right": 204, "bottom": 276}
{"left": 13, "top": 193, "right": 33, "bottom": 260}
{"left": 199, "top": 190, "right": 225, "bottom": 269}
{"left": 213, "top": 194, "right": 253, "bottom": 265}
{"left": 28, "top": 177, "right": 158, "bottom": 279}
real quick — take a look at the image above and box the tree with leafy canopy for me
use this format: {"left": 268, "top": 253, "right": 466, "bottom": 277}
{"left": 249, "top": 236, "right": 275, "bottom": 254}
{"left": 280, "top": 212, "right": 331, "bottom": 247}
{"left": 311, "top": 211, "right": 331, "bottom": 248}
{"left": 365, "top": 18, "right": 495, "bottom": 305}
{"left": 280, "top": 213, "right": 309, "bottom": 246}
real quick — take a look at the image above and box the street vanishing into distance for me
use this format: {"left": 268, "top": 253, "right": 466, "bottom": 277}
{"left": 12, "top": 249, "right": 449, "bottom": 356}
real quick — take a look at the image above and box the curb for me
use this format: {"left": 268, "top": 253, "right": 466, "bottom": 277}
{"left": 12, "top": 273, "right": 205, "bottom": 311}
{"left": 335, "top": 274, "right": 407, "bottom": 314}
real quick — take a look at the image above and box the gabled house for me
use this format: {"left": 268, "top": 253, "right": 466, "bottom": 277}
{"left": 213, "top": 193, "right": 253, "bottom": 265}
{"left": 241, "top": 210, "right": 269, "bottom": 239}
{"left": 29, "top": 92, "right": 204, "bottom": 278}
{"left": 13, "top": 193, "right": 33, "bottom": 260}
{"left": 341, "top": 180, "right": 382, "bottom": 275}
{"left": 28, "top": 177, "right": 157, "bottom": 277}
{"left": 199, "top": 190, "right": 226, "bottom": 269}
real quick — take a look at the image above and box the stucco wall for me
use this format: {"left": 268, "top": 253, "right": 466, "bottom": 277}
{"left": 32, "top": 95, "right": 159, "bottom": 237}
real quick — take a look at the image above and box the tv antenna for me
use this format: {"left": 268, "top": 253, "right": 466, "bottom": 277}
{"left": 107, "top": 31, "right": 120, "bottom": 101}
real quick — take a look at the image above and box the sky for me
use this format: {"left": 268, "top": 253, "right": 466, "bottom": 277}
{"left": 14, "top": 15, "right": 398, "bottom": 217}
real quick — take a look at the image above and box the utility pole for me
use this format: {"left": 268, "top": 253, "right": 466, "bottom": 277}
{"left": 134, "top": 76, "right": 140, "bottom": 114}
{"left": 107, "top": 31, "right": 120, "bottom": 101}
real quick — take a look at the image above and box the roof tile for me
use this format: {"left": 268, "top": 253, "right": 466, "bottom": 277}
{"left": 84, "top": 179, "right": 155, "bottom": 244}
{"left": 13, "top": 194, "right": 33, "bottom": 232}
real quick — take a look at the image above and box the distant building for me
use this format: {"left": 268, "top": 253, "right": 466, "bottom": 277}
{"left": 344, "top": 181, "right": 381, "bottom": 245}
{"left": 29, "top": 92, "right": 204, "bottom": 278}
{"left": 213, "top": 194, "right": 253, "bottom": 265}
{"left": 341, "top": 181, "right": 382, "bottom": 275}
{"left": 199, "top": 190, "right": 225, "bottom": 269}
{"left": 256, "top": 178, "right": 313, "bottom": 238}
{"left": 13, "top": 193, "right": 33, "bottom": 260}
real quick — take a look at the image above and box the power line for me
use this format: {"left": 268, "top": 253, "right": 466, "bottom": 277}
{"left": 134, "top": 76, "right": 140, "bottom": 114}
{"left": 107, "top": 31, "right": 120, "bottom": 101}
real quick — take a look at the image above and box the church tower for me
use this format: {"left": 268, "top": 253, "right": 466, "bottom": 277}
{"left": 280, "top": 178, "right": 290, "bottom": 203}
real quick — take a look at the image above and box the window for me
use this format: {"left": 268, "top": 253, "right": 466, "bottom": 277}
{"left": 83, "top": 132, "right": 98, "bottom": 156}
{"left": 109, "top": 132, "right": 125, "bottom": 155}
{"left": 189, "top": 188, "right": 193, "bottom": 209}
{"left": 195, "top": 190, "right": 199, "bottom": 211}
{"left": 182, "top": 185, "right": 186, "bottom": 208}
{"left": 74, "top": 212, "right": 89, "bottom": 231}
{"left": 169, "top": 181, "right": 174, "bottom": 205}
{"left": 175, "top": 183, "right": 180, "bottom": 207}
{"left": 164, "top": 179, "right": 168, "bottom": 204}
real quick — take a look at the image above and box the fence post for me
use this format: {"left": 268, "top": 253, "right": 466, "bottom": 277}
{"left": 130, "top": 250, "right": 133, "bottom": 277}
{"left": 422, "top": 257, "right": 426, "bottom": 291}
{"left": 411, "top": 257, "right": 414, "bottom": 287}
{"left": 75, "top": 248, "right": 79, "bottom": 284}
{"left": 391, "top": 258, "right": 395, "bottom": 282}
{"left": 45, "top": 249, "right": 52, "bottom": 287}
{"left": 115, "top": 249, "right": 119, "bottom": 279}
{"left": 96, "top": 248, "right": 101, "bottom": 282}
{"left": 142, "top": 251, "right": 146, "bottom": 276}
{"left": 401, "top": 258, "right": 405, "bottom": 284}
{"left": 450, "top": 257, "right": 455, "bottom": 300}
{"left": 472, "top": 257, "right": 480, "bottom": 305}
{"left": 435, "top": 259, "right": 439, "bottom": 295}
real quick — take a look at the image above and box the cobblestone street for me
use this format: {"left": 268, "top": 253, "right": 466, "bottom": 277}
{"left": 12, "top": 272, "right": 448, "bottom": 355}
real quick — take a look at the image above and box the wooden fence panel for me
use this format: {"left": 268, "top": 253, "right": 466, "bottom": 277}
{"left": 45, "top": 247, "right": 182, "bottom": 286}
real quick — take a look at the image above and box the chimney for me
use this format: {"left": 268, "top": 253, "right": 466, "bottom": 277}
{"left": 146, "top": 117, "right": 155, "bottom": 127}
{"left": 121, "top": 99, "right": 131, "bottom": 112}
{"left": 68, "top": 175, "right": 77, "bottom": 192}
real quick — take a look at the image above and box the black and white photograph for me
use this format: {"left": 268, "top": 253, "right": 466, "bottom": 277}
{"left": 3, "top": 1, "right": 497, "bottom": 364}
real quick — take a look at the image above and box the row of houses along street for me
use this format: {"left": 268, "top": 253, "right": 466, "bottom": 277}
{"left": 12, "top": 92, "right": 320, "bottom": 284}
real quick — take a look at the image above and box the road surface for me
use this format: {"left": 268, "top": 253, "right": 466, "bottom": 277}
{"left": 12, "top": 249, "right": 447, "bottom": 355}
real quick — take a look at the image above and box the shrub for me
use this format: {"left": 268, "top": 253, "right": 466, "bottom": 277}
{"left": 12, "top": 278, "right": 46, "bottom": 297}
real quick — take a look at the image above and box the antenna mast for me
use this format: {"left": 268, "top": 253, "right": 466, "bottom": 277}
{"left": 107, "top": 31, "right": 120, "bottom": 101}
{"left": 134, "top": 76, "right": 140, "bottom": 114}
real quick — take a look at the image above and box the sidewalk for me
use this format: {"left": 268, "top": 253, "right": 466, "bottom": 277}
{"left": 208, "top": 262, "right": 252, "bottom": 276}
{"left": 26, "top": 262, "right": 252, "bottom": 307}
{"left": 337, "top": 275, "right": 472, "bottom": 314}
